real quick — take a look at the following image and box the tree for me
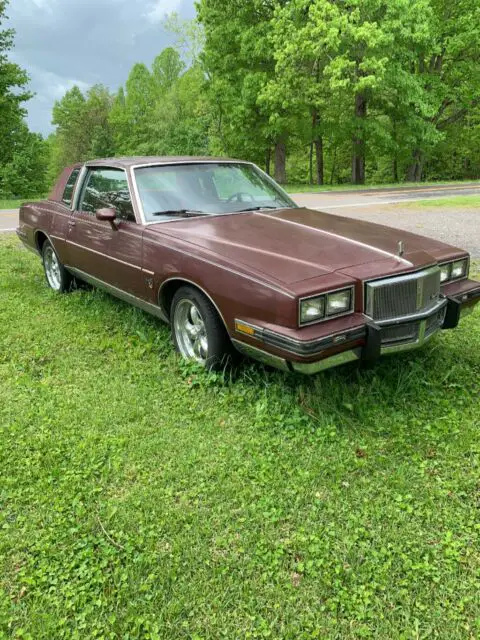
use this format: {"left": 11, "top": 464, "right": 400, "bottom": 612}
{"left": 51, "top": 86, "right": 88, "bottom": 170}
{"left": 0, "top": 123, "right": 49, "bottom": 197}
{"left": 0, "top": 0, "right": 32, "bottom": 167}
{"left": 198, "top": 0, "right": 291, "bottom": 182}
{"left": 152, "top": 47, "right": 185, "bottom": 94}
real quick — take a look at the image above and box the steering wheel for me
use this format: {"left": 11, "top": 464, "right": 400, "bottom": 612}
{"left": 226, "top": 192, "right": 255, "bottom": 204}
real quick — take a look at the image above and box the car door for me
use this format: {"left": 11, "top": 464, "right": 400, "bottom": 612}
{"left": 65, "top": 166, "right": 146, "bottom": 297}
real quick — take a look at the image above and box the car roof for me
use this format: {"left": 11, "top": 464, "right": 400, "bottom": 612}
{"left": 84, "top": 156, "right": 250, "bottom": 169}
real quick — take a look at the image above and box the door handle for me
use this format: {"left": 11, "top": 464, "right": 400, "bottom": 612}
{"left": 68, "top": 220, "right": 76, "bottom": 228}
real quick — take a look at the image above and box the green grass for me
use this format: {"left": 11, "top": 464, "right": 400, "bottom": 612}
{"left": 405, "top": 195, "right": 480, "bottom": 208}
{"left": 0, "top": 197, "right": 44, "bottom": 210}
{"left": 284, "top": 179, "right": 480, "bottom": 194}
{"left": 1, "top": 235, "right": 480, "bottom": 639}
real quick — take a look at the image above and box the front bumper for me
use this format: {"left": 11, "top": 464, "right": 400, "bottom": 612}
{"left": 233, "top": 283, "right": 480, "bottom": 375}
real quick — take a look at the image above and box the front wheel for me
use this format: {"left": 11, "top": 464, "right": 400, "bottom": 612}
{"left": 42, "top": 241, "right": 72, "bottom": 293}
{"left": 171, "top": 286, "right": 233, "bottom": 370}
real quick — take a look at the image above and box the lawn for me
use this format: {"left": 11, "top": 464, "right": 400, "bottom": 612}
{"left": 1, "top": 234, "right": 479, "bottom": 639}
{"left": 0, "top": 198, "right": 43, "bottom": 210}
{"left": 284, "top": 179, "right": 480, "bottom": 194}
{"left": 405, "top": 195, "right": 480, "bottom": 208}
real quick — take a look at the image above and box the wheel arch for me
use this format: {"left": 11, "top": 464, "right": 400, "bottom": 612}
{"left": 158, "top": 278, "right": 230, "bottom": 333}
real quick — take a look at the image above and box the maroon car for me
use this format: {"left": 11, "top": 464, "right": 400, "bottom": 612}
{"left": 17, "top": 156, "right": 480, "bottom": 374}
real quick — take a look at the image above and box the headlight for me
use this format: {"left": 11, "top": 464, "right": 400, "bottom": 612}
{"left": 451, "top": 259, "right": 468, "bottom": 279}
{"left": 299, "top": 287, "right": 354, "bottom": 326}
{"left": 439, "top": 258, "right": 468, "bottom": 283}
{"left": 440, "top": 263, "right": 451, "bottom": 283}
{"left": 299, "top": 296, "right": 325, "bottom": 324}
{"left": 326, "top": 289, "right": 352, "bottom": 316}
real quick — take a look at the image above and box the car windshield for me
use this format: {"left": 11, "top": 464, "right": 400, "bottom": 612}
{"left": 134, "top": 162, "right": 297, "bottom": 222}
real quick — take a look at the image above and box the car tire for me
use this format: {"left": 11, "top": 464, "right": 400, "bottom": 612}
{"left": 42, "top": 240, "right": 73, "bottom": 293}
{"left": 171, "top": 285, "right": 233, "bottom": 370}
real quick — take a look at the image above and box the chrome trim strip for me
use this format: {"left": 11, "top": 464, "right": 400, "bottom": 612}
{"left": 66, "top": 240, "right": 142, "bottom": 270}
{"left": 298, "top": 285, "right": 355, "bottom": 327}
{"left": 375, "top": 296, "right": 447, "bottom": 326}
{"left": 291, "top": 349, "right": 362, "bottom": 375}
{"left": 158, "top": 277, "right": 230, "bottom": 330}
{"left": 66, "top": 267, "right": 169, "bottom": 323}
{"left": 231, "top": 339, "right": 290, "bottom": 372}
{"left": 233, "top": 317, "right": 367, "bottom": 357}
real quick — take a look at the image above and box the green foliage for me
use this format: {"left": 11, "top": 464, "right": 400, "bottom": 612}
{"left": 50, "top": 84, "right": 114, "bottom": 177}
{"left": 0, "top": 0, "right": 47, "bottom": 198}
{"left": 1, "top": 236, "right": 480, "bottom": 638}
{"left": 0, "top": 123, "right": 48, "bottom": 198}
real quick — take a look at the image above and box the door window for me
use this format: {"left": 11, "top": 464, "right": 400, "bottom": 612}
{"left": 79, "top": 168, "right": 135, "bottom": 222}
{"left": 62, "top": 168, "right": 81, "bottom": 207}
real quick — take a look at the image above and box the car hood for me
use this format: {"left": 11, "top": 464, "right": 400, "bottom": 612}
{"left": 149, "top": 207, "right": 461, "bottom": 285}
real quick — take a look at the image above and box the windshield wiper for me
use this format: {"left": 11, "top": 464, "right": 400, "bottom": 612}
{"left": 236, "top": 205, "right": 279, "bottom": 212}
{"left": 151, "top": 209, "right": 206, "bottom": 217}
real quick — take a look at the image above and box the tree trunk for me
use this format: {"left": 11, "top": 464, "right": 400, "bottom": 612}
{"left": 330, "top": 146, "right": 337, "bottom": 185}
{"left": 309, "top": 142, "right": 314, "bottom": 184}
{"left": 352, "top": 92, "right": 366, "bottom": 184}
{"left": 274, "top": 140, "right": 286, "bottom": 184}
{"left": 406, "top": 149, "right": 424, "bottom": 182}
{"left": 265, "top": 147, "right": 271, "bottom": 176}
{"left": 315, "top": 137, "right": 324, "bottom": 185}
{"left": 393, "top": 158, "right": 399, "bottom": 182}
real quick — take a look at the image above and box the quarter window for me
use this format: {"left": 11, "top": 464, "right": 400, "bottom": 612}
{"left": 62, "top": 168, "right": 81, "bottom": 207}
{"left": 79, "top": 168, "right": 135, "bottom": 222}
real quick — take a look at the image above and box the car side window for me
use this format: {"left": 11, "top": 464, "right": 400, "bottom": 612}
{"left": 62, "top": 168, "right": 81, "bottom": 207}
{"left": 79, "top": 168, "right": 135, "bottom": 222}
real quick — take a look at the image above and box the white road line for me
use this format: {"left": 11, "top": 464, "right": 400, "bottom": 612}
{"left": 0, "top": 228, "right": 17, "bottom": 232}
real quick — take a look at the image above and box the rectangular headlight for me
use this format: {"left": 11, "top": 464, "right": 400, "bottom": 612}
{"left": 440, "top": 263, "right": 451, "bottom": 283}
{"left": 451, "top": 259, "right": 468, "bottom": 279}
{"left": 300, "top": 295, "right": 325, "bottom": 324}
{"left": 326, "top": 289, "right": 353, "bottom": 316}
{"left": 299, "top": 287, "right": 354, "bottom": 325}
{"left": 440, "top": 258, "right": 468, "bottom": 283}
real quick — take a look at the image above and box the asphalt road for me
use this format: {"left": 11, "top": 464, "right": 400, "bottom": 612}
{"left": 2, "top": 182, "right": 479, "bottom": 256}
{"left": 292, "top": 183, "right": 480, "bottom": 258}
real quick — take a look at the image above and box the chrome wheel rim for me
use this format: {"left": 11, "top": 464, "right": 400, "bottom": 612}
{"left": 173, "top": 300, "right": 208, "bottom": 364}
{"left": 44, "top": 246, "right": 61, "bottom": 291}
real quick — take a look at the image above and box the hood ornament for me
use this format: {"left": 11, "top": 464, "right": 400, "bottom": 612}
{"left": 397, "top": 240, "right": 405, "bottom": 257}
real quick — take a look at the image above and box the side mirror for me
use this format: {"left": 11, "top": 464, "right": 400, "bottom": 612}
{"left": 96, "top": 207, "right": 117, "bottom": 228}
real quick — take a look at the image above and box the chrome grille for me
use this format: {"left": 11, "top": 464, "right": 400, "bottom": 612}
{"left": 365, "top": 267, "right": 441, "bottom": 322}
{"left": 381, "top": 323, "right": 419, "bottom": 346}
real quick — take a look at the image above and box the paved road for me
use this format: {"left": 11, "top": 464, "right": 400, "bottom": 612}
{"left": 2, "top": 182, "right": 479, "bottom": 256}
{"left": 292, "top": 182, "right": 480, "bottom": 258}
{"left": 292, "top": 182, "right": 480, "bottom": 209}
{"left": 0, "top": 209, "right": 19, "bottom": 232}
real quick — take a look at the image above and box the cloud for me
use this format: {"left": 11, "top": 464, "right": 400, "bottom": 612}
{"left": 145, "top": 0, "right": 183, "bottom": 23}
{"left": 6, "top": 0, "right": 195, "bottom": 134}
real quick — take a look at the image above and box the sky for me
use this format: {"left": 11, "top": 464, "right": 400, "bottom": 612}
{"left": 6, "top": 0, "right": 196, "bottom": 136}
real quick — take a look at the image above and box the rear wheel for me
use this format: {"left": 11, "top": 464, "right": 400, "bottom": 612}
{"left": 171, "top": 286, "right": 232, "bottom": 370}
{"left": 42, "top": 241, "right": 72, "bottom": 293}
